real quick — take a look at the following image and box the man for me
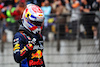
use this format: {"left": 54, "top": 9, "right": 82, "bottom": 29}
{"left": 13, "top": 4, "right": 45, "bottom": 67}
{"left": 90, "top": 0, "right": 99, "bottom": 39}
{"left": 65, "top": 0, "right": 80, "bottom": 39}
{"left": 41, "top": 0, "right": 51, "bottom": 41}
{"left": 80, "top": 0, "right": 93, "bottom": 38}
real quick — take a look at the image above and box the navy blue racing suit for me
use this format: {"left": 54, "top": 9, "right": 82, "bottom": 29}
{"left": 13, "top": 26, "right": 45, "bottom": 67}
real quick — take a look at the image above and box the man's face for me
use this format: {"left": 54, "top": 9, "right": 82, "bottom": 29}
{"left": 58, "top": 0, "right": 62, "bottom": 5}
{"left": 81, "top": 0, "right": 86, "bottom": 3}
{"left": 8, "top": 4, "right": 12, "bottom": 10}
{"left": 73, "top": 0, "right": 76, "bottom": 3}
{"left": 19, "top": 2, "right": 25, "bottom": 7}
{"left": 44, "top": 0, "right": 49, "bottom": 6}
{"left": 97, "top": 0, "right": 100, "bottom": 3}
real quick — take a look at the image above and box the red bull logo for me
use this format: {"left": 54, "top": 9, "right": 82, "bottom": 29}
{"left": 31, "top": 50, "right": 42, "bottom": 59}
{"left": 29, "top": 59, "right": 43, "bottom": 66}
{"left": 13, "top": 44, "right": 20, "bottom": 51}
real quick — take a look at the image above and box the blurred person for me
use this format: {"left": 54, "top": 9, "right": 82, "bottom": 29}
{"left": 51, "top": 0, "right": 60, "bottom": 13}
{"left": 28, "top": 0, "right": 45, "bottom": 6}
{"left": 0, "top": 5, "right": 5, "bottom": 20}
{"left": 56, "top": 0, "right": 66, "bottom": 15}
{"left": 3, "top": 4, "right": 17, "bottom": 35}
{"left": 41, "top": 0, "right": 51, "bottom": 41}
{"left": 55, "top": 0, "right": 68, "bottom": 39}
{"left": 97, "top": 0, "right": 100, "bottom": 4}
{"left": 81, "top": 0, "right": 99, "bottom": 39}
{"left": 13, "top": 4, "right": 45, "bottom": 67}
{"left": 41, "top": 2, "right": 45, "bottom": 6}
{"left": 41, "top": 0, "right": 51, "bottom": 27}
{"left": 65, "top": 0, "right": 80, "bottom": 39}
{"left": 96, "top": 0, "right": 100, "bottom": 11}
{"left": 92, "top": 0, "right": 100, "bottom": 48}
{"left": 11, "top": 0, "right": 26, "bottom": 20}
{"left": 11, "top": 0, "right": 26, "bottom": 35}
{"left": 90, "top": 0, "right": 100, "bottom": 39}
{"left": 0, "top": 4, "right": 6, "bottom": 41}
{"left": 15, "top": 0, "right": 26, "bottom": 16}
{"left": 80, "top": 0, "right": 94, "bottom": 38}
{"left": 0, "top": 0, "right": 4, "bottom": 8}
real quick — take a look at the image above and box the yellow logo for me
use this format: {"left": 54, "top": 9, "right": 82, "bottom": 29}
{"left": 20, "top": 46, "right": 27, "bottom": 54}
{"left": 31, "top": 50, "right": 42, "bottom": 59}
{"left": 13, "top": 44, "right": 20, "bottom": 51}
{"left": 39, "top": 14, "right": 43, "bottom": 16}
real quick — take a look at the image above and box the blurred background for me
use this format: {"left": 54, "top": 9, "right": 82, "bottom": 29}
{"left": 0, "top": 0, "right": 100, "bottom": 67}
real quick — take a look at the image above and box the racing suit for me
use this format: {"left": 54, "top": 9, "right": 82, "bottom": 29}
{"left": 13, "top": 25, "right": 45, "bottom": 67}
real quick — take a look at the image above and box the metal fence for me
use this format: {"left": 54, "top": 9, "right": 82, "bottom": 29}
{"left": 43, "top": 11, "right": 100, "bottom": 51}
{"left": 43, "top": 11, "right": 100, "bottom": 67}
{"left": 0, "top": 12, "right": 100, "bottom": 67}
